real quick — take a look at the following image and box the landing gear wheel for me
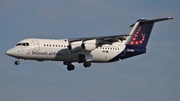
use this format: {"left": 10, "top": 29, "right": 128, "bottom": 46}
{"left": 15, "top": 61, "right": 20, "bottom": 65}
{"left": 83, "top": 61, "right": 91, "bottom": 68}
{"left": 67, "top": 65, "right": 75, "bottom": 71}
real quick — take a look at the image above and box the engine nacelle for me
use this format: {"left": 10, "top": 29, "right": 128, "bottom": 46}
{"left": 81, "top": 43, "right": 96, "bottom": 51}
{"left": 68, "top": 44, "right": 82, "bottom": 53}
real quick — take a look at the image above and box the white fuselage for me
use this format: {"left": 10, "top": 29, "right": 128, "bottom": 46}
{"left": 5, "top": 17, "right": 173, "bottom": 71}
{"left": 7, "top": 38, "right": 125, "bottom": 63}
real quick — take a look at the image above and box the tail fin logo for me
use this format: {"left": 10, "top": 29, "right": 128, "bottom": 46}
{"left": 129, "top": 26, "right": 146, "bottom": 45}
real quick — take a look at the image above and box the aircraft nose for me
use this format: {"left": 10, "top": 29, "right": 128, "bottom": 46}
{"left": 5, "top": 49, "right": 13, "bottom": 56}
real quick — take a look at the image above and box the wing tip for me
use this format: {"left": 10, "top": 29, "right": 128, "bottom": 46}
{"left": 168, "top": 17, "right": 174, "bottom": 19}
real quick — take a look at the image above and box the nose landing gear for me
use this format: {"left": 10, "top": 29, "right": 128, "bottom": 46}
{"left": 15, "top": 59, "right": 20, "bottom": 65}
{"left": 15, "top": 60, "right": 20, "bottom": 65}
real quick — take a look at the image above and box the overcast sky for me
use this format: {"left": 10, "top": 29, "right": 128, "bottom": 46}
{"left": 0, "top": 0, "right": 179, "bottom": 101}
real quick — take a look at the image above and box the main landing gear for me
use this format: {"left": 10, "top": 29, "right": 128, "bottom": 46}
{"left": 63, "top": 62, "right": 75, "bottom": 71}
{"left": 63, "top": 61, "right": 91, "bottom": 71}
{"left": 67, "top": 64, "right": 75, "bottom": 71}
{"left": 83, "top": 61, "right": 91, "bottom": 68}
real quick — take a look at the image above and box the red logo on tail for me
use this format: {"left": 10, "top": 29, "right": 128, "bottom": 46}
{"left": 130, "top": 26, "right": 145, "bottom": 45}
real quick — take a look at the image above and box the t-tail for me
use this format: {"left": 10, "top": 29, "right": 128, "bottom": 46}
{"left": 125, "top": 17, "right": 173, "bottom": 47}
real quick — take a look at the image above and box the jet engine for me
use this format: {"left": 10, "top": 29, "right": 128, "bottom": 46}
{"left": 68, "top": 44, "right": 82, "bottom": 53}
{"left": 81, "top": 43, "right": 96, "bottom": 51}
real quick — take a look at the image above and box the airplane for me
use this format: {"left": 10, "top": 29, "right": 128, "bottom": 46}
{"left": 5, "top": 17, "right": 173, "bottom": 71}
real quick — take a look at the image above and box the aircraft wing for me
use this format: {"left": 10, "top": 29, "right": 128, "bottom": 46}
{"left": 68, "top": 34, "right": 129, "bottom": 45}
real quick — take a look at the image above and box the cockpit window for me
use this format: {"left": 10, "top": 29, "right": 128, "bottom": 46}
{"left": 16, "top": 43, "right": 22, "bottom": 46}
{"left": 22, "top": 43, "right": 26, "bottom": 46}
{"left": 26, "top": 43, "right": 29, "bottom": 46}
{"left": 16, "top": 42, "right": 29, "bottom": 46}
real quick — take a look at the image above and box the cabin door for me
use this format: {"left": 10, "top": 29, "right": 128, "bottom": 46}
{"left": 32, "top": 40, "right": 40, "bottom": 51}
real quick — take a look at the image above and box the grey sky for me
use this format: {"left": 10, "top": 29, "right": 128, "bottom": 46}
{"left": 0, "top": 0, "right": 180, "bottom": 101}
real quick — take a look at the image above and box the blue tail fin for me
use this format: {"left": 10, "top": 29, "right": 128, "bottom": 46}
{"left": 126, "top": 17, "right": 173, "bottom": 47}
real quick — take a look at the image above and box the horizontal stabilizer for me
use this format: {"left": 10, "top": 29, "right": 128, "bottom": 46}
{"left": 130, "top": 17, "right": 174, "bottom": 27}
